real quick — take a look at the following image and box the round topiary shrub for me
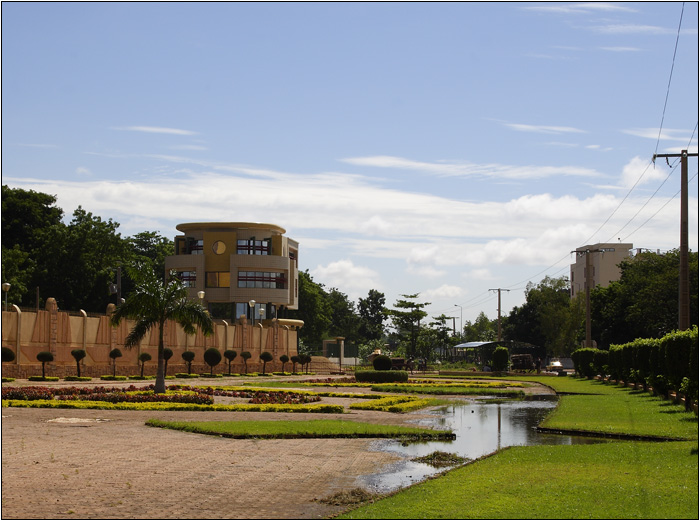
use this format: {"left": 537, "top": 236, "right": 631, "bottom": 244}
{"left": 373, "top": 354, "right": 392, "bottom": 371}
{"left": 492, "top": 346, "right": 509, "bottom": 373}
{"left": 181, "top": 350, "right": 196, "bottom": 374}
{"left": 203, "top": 348, "right": 222, "bottom": 375}
{"left": 2, "top": 346, "right": 16, "bottom": 363}
{"left": 37, "top": 351, "right": 54, "bottom": 378}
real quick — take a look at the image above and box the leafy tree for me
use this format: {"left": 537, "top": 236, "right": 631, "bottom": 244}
{"left": 463, "top": 312, "right": 497, "bottom": 342}
{"left": 110, "top": 263, "right": 213, "bottom": 393}
{"left": 326, "top": 288, "right": 360, "bottom": 342}
{"left": 240, "top": 351, "right": 252, "bottom": 374}
{"left": 279, "top": 354, "right": 289, "bottom": 372}
{"left": 126, "top": 231, "right": 174, "bottom": 279}
{"left": 503, "top": 276, "right": 581, "bottom": 356}
{"left": 492, "top": 346, "right": 509, "bottom": 372}
{"left": 138, "top": 352, "right": 152, "bottom": 378}
{"left": 109, "top": 348, "right": 122, "bottom": 377}
{"left": 287, "top": 270, "right": 331, "bottom": 345}
{"left": 358, "top": 289, "right": 386, "bottom": 343}
{"left": 388, "top": 294, "right": 430, "bottom": 359}
{"left": 358, "top": 338, "right": 386, "bottom": 364}
{"left": 290, "top": 355, "right": 300, "bottom": 373}
{"left": 2, "top": 347, "right": 16, "bottom": 363}
{"left": 36, "top": 351, "right": 54, "bottom": 378}
{"left": 260, "top": 351, "right": 273, "bottom": 375}
{"left": 181, "top": 351, "right": 195, "bottom": 374}
{"left": 1, "top": 185, "right": 63, "bottom": 253}
{"left": 70, "top": 349, "right": 87, "bottom": 377}
{"left": 591, "top": 250, "right": 699, "bottom": 347}
{"left": 203, "top": 348, "right": 222, "bottom": 375}
{"left": 224, "top": 350, "right": 238, "bottom": 374}
{"left": 162, "top": 348, "right": 173, "bottom": 377}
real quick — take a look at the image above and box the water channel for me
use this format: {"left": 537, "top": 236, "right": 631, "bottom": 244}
{"left": 359, "top": 396, "right": 605, "bottom": 493}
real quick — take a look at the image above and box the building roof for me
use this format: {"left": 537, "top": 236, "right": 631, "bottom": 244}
{"left": 176, "top": 222, "right": 286, "bottom": 234}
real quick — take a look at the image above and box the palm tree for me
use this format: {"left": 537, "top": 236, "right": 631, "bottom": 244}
{"left": 110, "top": 263, "right": 213, "bottom": 394}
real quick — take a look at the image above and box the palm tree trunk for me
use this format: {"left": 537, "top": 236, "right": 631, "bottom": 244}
{"left": 155, "top": 320, "right": 167, "bottom": 394}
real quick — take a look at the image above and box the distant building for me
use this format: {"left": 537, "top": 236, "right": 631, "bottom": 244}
{"left": 164, "top": 222, "right": 299, "bottom": 321}
{"left": 570, "top": 242, "right": 633, "bottom": 298}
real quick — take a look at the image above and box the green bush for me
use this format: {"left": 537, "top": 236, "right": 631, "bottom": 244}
{"left": 260, "top": 351, "right": 273, "bottom": 375}
{"left": 224, "top": 350, "right": 238, "bottom": 374}
{"left": 28, "top": 376, "right": 60, "bottom": 382}
{"left": 64, "top": 376, "right": 92, "bottom": 382}
{"left": 2, "top": 347, "right": 16, "bottom": 363}
{"left": 571, "top": 348, "right": 598, "bottom": 378}
{"left": 372, "top": 354, "right": 392, "bottom": 371}
{"left": 492, "top": 347, "right": 509, "bottom": 373}
{"left": 592, "top": 349, "right": 609, "bottom": 377}
{"left": 36, "top": 351, "right": 54, "bottom": 378}
{"left": 174, "top": 372, "right": 199, "bottom": 379}
{"left": 355, "top": 370, "right": 409, "bottom": 383}
{"left": 203, "top": 348, "right": 222, "bottom": 375}
{"left": 100, "top": 375, "right": 128, "bottom": 381}
{"left": 181, "top": 351, "right": 196, "bottom": 374}
{"left": 2, "top": 377, "right": 16, "bottom": 382}
{"left": 71, "top": 349, "right": 87, "bottom": 377}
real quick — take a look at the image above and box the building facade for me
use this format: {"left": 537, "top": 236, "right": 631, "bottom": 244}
{"left": 164, "top": 222, "right": 299, "bottom": 321}
{"left": 570, "top": 242, "right": 633, "bottom": 298}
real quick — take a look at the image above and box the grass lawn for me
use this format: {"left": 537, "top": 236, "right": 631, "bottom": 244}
{"left": 145, "top": 418, "right": 454, "bottom": 440}
{"left": 337, "top": 441, "right": 699, "bottom": 519}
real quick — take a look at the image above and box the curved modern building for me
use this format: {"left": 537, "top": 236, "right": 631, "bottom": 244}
{"left": 164, "top": 222, "right": 299, "bottom": 321}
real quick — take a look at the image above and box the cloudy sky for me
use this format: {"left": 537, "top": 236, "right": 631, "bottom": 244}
{"left": 2, "top": 2, "right": 698, "bottom": 328}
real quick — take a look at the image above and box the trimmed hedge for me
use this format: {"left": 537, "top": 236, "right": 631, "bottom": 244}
{"left": 355, "top": 370, "right": 409, "bottom": 383}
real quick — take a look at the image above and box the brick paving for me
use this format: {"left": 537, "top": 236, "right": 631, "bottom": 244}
{"left": 2, "top": 377, "right": 554, "bottom": 519}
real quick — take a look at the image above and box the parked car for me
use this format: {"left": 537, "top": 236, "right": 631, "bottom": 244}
{"left": 546, "top": 359, "right": 563, "bottom": 371}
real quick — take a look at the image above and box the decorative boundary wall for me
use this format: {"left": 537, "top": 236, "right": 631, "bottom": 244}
{"left": 1, "top": 299, "right": 301, "bottom": 378}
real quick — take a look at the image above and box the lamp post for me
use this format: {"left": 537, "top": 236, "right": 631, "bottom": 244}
{"left": 2, "top": 283, "right": 10, "bottom": 312}
{"left": 453, "top": 304, "right": 463, "bottom": 339}
{"left": 248, "top": 299, "right": 256, "bottom": 326}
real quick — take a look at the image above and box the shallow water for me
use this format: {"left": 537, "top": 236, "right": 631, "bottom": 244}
{"left": 359, "top": 397, "right": 604, "bottom": 493}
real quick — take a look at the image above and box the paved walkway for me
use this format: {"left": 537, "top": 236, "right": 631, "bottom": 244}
{"left": 2, "top": 377, "right": 554, "bottom": 519}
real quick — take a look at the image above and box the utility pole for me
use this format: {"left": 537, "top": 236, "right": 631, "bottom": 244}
{"left": 488, "top": 289, "right": 510, "bottom": 342}
{"left": 653, "top": 149, "right": 698, "bottom": 331}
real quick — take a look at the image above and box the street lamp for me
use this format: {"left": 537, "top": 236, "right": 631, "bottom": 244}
{"left": 248, "top": 299, "right": 256, "bottom": 326}
{"left": 2, "top": 283, "right": 10, "bottom": 312}
{"left": 454, "top": 304, "right": 463, "bottom": 338}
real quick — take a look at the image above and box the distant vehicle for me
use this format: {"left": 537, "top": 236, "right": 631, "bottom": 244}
{"left": 547, "top": 359, "right": 563, "bottom": 371}
{"left": 511, "top": 354, "right": 534, "bottom": 372}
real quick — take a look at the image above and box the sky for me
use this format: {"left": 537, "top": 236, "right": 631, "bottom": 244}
{"left": 2, "top": 1, "right": 698, "bottom": 330}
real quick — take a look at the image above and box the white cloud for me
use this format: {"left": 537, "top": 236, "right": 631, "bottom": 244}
{"left": 524, "top": 3, "right": 636, "bottom": 14}
{"left": 311, "top": 259, "right": 381, "bottom": 300}
{"left": 422, "top": 284, "right": 464, "bottom": 301}
{"left": 113, "top": 126, "right": 198, "bottom": 136}
{"left": 502, "top": 123, "right": 587, "bottom": 135}
{"left": 622, "top": 127, "right": 695, "bottom": 142}
{"left": 599, "top": 46, "right": 641, "bottom": 52}
{"left": 75, "top": 167, "right": 92, "bottom": 176}
{"left": 621, "top": 156, "right": 667, "bottom": 189}
{"left": 169, "top": 144, "right": 208, "bottom": 151}
{"left": 341, "top": 155, "right": 600, "bottom": 180}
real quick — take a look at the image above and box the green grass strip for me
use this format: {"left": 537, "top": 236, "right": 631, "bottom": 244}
{"left": 2, "top": 399, "right": 344, "bottom": 413}
{"left": 337, "top": 441, "right": 699, "bottom": 519}
{"left": 541, "top": 391, "right": 698, "bottom": 440}
{"left": 370, "top": 384, "right": 525, "bottom": 396}
{"left": 146, "top": 418, "right": 454, "bottom": 440}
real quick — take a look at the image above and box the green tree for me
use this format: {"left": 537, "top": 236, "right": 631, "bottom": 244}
{"left": 70, "top": 349, "right": 87, "bottom": 377}
{"left": 504, "top": 276, "right": 581, "bottom": 357}
{"left": 463, "top": 312, "right": 497, "bottom": 342}
{"left": 388, "top": 294, "right": 430, "bottom": 359}
{"left": 224, "top": 350, "right": 238, "bottom": 374}
{"left": 591, "top": 250, "right": 699, "bottom": 347}
{"left": 279, "top": 354, "right": 289, "bottom": 372}
{"left": 358, "top": 289, "right": 386, "bottom": 343}
{"left": 203, "top": 348, "right": 222, "bottom": 375}
{"left": 326, "top": 288, "right": 360, "bottom": 342}
{"left": 492, "top": 346, "right": 510, "bottom": 372}
{"left": 240, "top": 351, "right": 252, "bottom": 374}
{"left": 181, "top": 351, "right": 195, "bottom": 374}
{"left": 162, "top": 348, "right": 173, "bottom": 377}
{"left": 36, "top": 351, "right": 54, "bottom": 378}
{"left": 109, "top": 348, "right": 122, "bottom": 377}
{"left": 260, "top": 351, "right": 273, "bottom": 375}
{"left": 287, "top": 270, "right": 331, "bottom": 346}
{"left": 138, "top": 352, "right": 152, "bottom": 378}
{"left": 110, "top": 264, "right": 213, "bottom": 393}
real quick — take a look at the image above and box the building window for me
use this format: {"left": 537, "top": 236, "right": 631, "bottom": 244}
{"left": 237, "top": 239, "right": 270, "bottom": 255}
{"left": 212, "top": 241, "right": 227, "bottom": 255}
{"left": 186, "top": 239, "right": 204, "bottom": 255}
{"left": 206, "top": 272, "right": 230, "bottom": 288}
{"left": 175, "top": 270, "right": 197, "bottom": 288}
{"left": 237, "top": 271, "right": 286, "bottom": 289}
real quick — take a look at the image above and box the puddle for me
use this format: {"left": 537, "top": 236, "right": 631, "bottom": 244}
{"left": 359, "top": 397, "right": 605, "bottom": 493}
{"left": 46, "top": 417, "right": 111, "bottom": 424}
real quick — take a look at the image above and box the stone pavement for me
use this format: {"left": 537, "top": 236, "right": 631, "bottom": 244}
{"left": 1, "top": 406, "right": 407, "bottom": 520}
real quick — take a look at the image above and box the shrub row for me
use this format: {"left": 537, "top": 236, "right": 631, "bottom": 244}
{"left": 572, "top": 326, "right": 698, "bottom": 410}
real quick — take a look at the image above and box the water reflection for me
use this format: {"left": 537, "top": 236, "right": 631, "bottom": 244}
{"left": 359, "top": 397, "right": 604, "bottom": 493}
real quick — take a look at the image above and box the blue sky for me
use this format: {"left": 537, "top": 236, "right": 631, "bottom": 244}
{"left": 2, "top": 1, "right": 698, "bottom": 327}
